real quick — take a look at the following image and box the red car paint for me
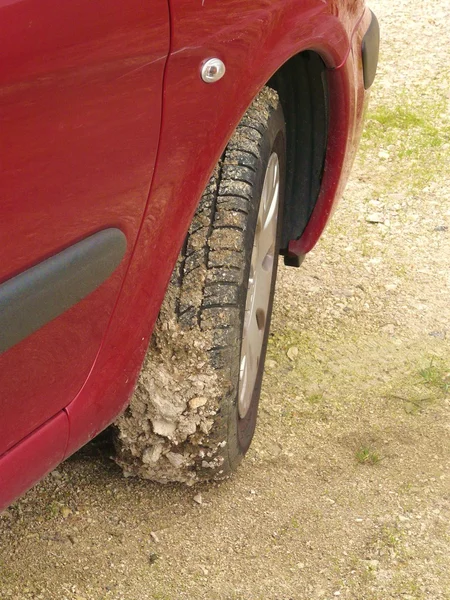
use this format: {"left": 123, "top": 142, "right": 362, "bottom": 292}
{"left": 0, "top": 0, "right": 374, "bottom": 511}
{"left": 0, "top": 0, "right": 170, "bottom": 455}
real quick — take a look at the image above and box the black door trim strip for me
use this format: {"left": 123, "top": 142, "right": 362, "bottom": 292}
{"left": 0, "top": 228, "right": 127, "bottom": 355}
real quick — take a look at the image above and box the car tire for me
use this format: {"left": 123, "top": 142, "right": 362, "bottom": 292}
{"left": 114, "top": 87, "right": 286, "bottom": 484}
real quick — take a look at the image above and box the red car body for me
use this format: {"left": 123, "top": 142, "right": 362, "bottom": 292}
{"left": 0, "top": 0, "right": 378, "bottom": 510}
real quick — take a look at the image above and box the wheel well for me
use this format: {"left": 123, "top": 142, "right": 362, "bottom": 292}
{"left": 269, "top": 51, "right": 329, "bottom": 263}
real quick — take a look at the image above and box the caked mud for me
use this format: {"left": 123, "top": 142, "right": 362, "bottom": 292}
{"left": 114, "top": 275, "right": 230, "bottom": 484}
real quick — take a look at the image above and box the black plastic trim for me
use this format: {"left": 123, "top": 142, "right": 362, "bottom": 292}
{"left": 283, "top": 253, "right": 305, "bottom": 268}
{"left": 362, "top": 11, "right": 380, "bottom": 90}
{"left": 0, "top": 228, "right": 127, "bottom": 355}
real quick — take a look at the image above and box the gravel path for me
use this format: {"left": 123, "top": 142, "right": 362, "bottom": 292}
{"left": 1, "top": 1, "right": 449, "bottom": 599}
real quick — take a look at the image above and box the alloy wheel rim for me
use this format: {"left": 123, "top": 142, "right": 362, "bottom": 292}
{"left": 238, "top": 152, "right": 280, "bottom": 419}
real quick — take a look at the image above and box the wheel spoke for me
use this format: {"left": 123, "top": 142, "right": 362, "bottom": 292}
{"left": 246, "top": 308, "right": 262, "bottom": 361}
{"left": 254, "top": 258, "right": 273, "bottom": 305}
{"left": 257, "top": 216, "right": 276, "bottom": 270}
{"left": 258, "top": 157, "right": 279, "bottom": 268}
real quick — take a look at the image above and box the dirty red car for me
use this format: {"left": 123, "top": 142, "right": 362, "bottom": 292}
{"left": 0, "top": 0, "right": 379, "bottom": 510}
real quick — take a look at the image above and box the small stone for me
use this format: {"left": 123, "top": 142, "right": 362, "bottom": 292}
{"left": 332, "top": 288, "right": 354, "bottom": 298}
{"left": 150, "top": 531, "right": 160, "bottom": 543}
{"left": 381, "top": 324, "right": 395, "bottom": 336}
{"left": 366, "top": 212, "right": 385, "bottom": 224}
{"left": 429, "top": 330, "right": 446, "bottom": 340}
{"left": 378, "top": 150, "right": 390, "bottom": 159}
{"left": 193, "top": 493, "right": 203, "bottom": 505}
{"left": 298, "top": 562, "right": 305, "bottom": 569}
{"left": 355, "top": 518, "right": 363, "bottom": 523}
{"left": 369, "top": 256, "right": 383, "bottom": 265}
{"left": 143, "top": 444, "right": 163, "bottom": 464}
{"left": 149, "top": 552, "right": 159, "bottom": 565}
{"left": 266, "top": 440, "right": 282, "bottom": 457}
{"left": 189, "top": 396, "right": 208, "bottom": 410}
{"left": 334, "top": 591, "right": 341, "bottom": 597}
{"left": 287, "top": 346, "right": 299, "bottom": 361}
{"left": 50, "top": 470, "right": 62, "bottom": 480}
{"left": 61, "top": 507, "right": 72, "bottom": 519}
{"left": 404, "top": 402, "right": 416, "bottom": 414}
{"left": 266, "top": 359, "right": 277, "bottom": 370}
{"left": 152, "top": 419, "right": 176, "bottom": 438}
{"left": 434, "top": 225, "right": 448, "bottom": 232}
{"left": 385, "top": 283, "right": 398, "bottom": 291}
{"left": 166, "top": 452, "right": 185, "bottom": 468}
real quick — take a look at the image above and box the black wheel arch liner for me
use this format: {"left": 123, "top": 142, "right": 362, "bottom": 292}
{"left": 270, "top": 12, "right": 379, "bottom": 268}
{"left": 269, "top": 51, "right": 329, "bottom": 266}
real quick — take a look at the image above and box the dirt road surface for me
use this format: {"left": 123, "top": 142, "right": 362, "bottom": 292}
{"left": 1, "top": 1, "right": 449, "bottom": 598}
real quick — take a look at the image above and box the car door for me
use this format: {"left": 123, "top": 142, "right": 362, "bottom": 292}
{"left": 0, "top": 0, "right": 170, "bottom": 454}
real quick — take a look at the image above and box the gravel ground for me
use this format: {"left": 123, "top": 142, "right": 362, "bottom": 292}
{"left": 1, "top": 1, "right": 449, "bottom": 599}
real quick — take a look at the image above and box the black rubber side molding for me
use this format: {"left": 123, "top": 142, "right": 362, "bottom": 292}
{"left": 0, "top": 228, "right": 127, "bottom": 355}
{"left": 362, "top": 10, "right": 380, "bottom": 90}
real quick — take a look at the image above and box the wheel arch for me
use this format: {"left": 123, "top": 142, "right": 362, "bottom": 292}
{"left": 268, "top": 51, "right": 329, "bottom": 266}
{"left": 63, "top": 9, "right": 367, "bottom": 459}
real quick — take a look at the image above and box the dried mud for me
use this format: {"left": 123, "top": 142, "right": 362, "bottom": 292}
{"left": 114, "top": 282, "right": 226, "bottom": 485}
